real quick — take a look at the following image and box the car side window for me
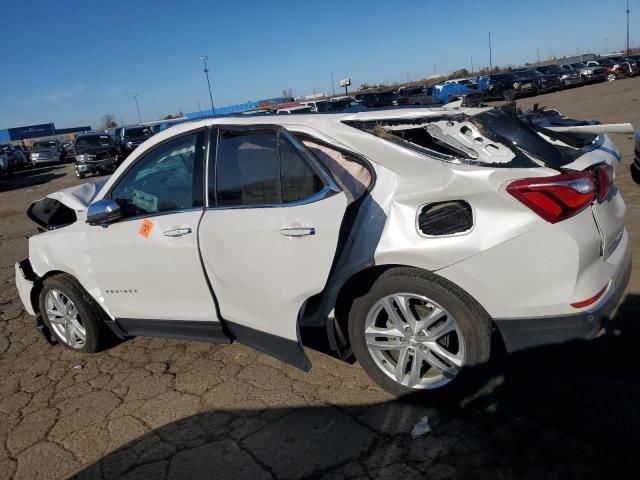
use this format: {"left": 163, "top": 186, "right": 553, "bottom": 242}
{"left": 110, "top": 133, "right": 199, "bottom": 218}
{"left": 212, "top": 130, "right": 326, "bottom": 207}
{"left": 279, "top": 135, "right": 324, "bottom": 203}
{"left": 216, "top": 130, "right": 280, "bottom": 207}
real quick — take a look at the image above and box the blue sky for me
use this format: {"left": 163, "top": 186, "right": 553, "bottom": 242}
{"left": 0, "top": 0, "right": 636, "bottom": 129}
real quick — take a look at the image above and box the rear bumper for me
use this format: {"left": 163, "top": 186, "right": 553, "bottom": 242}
{"left": 494, "top": 237, "right": 631, "bottom": 353}
{"left": 15, "top": 259, "right": 37, "bottom": 316}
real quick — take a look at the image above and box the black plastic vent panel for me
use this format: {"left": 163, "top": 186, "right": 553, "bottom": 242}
{"left": 418, "top": 201, "right": 472, "bottom": 236}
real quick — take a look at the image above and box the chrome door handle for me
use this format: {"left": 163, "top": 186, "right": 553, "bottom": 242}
{"left": 163, "top": 227, "right": 192, "bottom": 237}
{"left": 279, "top": 227, "right": 315, "bottom": 237}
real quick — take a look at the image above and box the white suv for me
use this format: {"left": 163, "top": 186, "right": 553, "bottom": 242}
{"left": 15, "top": 105, "right": 631, "bottom": 396}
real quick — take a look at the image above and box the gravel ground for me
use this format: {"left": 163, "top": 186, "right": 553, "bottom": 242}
{"left": 1, "top": 78, "right": 640, "bottom": 480}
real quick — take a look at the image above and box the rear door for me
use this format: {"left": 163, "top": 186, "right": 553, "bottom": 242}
{"left": 198, "top": 126, "right": 348, "bottom": 368}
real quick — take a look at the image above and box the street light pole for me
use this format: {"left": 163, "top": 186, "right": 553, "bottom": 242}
{"left": 488, "top": 32, "right": 493, "bottom": 72}
{"left": 330, "top": 71, "right": 335, "bottom": 96}
{"left": 604, "top": 35, "right": 608, "bottom": 54}
{"left": 626, "top": 0, "right": 630, "bottom": 55}
{"left": 133, "top": 94, "right": 142, "bottom": 124}
{"left": 201, "top": 55, "right": 216, "bottom": 116}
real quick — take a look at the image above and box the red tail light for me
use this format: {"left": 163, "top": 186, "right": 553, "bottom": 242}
{"left": 507, "top": 172, "right": 595, "bottom": 223}
{"left": 594, "top": 164, "right": 614, "bottom": 202}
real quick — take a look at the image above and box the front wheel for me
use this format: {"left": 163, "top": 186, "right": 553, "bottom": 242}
{"left": 607, "top": 73, "right": 616, "bottom": 82}
{"left": 348, "top": 268, "right": 492, "bottom": 397}
{"left": 39, "top": 274, "right": 107, "bottom": 353}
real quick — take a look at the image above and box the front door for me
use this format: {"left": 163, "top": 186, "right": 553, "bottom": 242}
{"left": 198, "top": 127, "right": 348, "bottom": 366}
{"left": 87, "top": 130, "right": 224, "bottom": 338}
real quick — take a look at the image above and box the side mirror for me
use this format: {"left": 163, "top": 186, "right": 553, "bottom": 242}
{"left": 86, "top": 199, "right": 121, "bottom": 225}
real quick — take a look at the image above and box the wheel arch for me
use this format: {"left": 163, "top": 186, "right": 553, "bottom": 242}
{"left": 315, "top": 263, "right": 500, "bottom": 359}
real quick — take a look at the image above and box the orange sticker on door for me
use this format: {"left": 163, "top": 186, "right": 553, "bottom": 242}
{"left": 139, "top": 219, "right": 154, "bottom": 238}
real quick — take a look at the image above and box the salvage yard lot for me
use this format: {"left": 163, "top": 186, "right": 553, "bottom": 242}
{"left": 1, "top": 78, "right": 640, "bottom": 480}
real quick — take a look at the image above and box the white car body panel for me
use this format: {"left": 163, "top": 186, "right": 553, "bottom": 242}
{"left": 199, "top": 192, "right": 348, "bottom": 340}
{"left": 86, "top": 209, "right": 218, "bottom": 322}
{"left": 17, "top": 106, "right": 632, "bottom": 368}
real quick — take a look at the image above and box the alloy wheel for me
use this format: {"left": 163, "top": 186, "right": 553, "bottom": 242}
{"left": 45, "top": 289, "right": 86, "bottom": 348}
{"left": 364, "top": 293, "right": 465, "bottom": 389}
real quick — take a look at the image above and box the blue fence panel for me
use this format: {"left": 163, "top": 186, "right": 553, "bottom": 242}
{"left": 8, "top": 123, "right": 55, "bottom": 140}
{"left": 186, "top": 100, "right": 261, "bottom": 119}
{"left": 55, "top": 126, "right": 92, "bottom": 135}
{"left": 0, "top": 129, "right": 10, "bottom": 142}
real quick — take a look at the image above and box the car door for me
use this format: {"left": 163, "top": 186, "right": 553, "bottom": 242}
{"left": 86, "top": 129, "right": 227, "bottom": 341}
{"left": 198, "top": 126, "right": 348, "bottom": 368}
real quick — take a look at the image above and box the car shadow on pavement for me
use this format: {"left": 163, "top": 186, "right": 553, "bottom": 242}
{"left": 71, "top": 295, "right": 640, "bottom": 480}
{"left": 0, "top": 169, "right": 65, "bottom": 192}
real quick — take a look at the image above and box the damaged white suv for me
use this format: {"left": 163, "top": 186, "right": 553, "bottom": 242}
{"left": 16, "top": 104, "right": 631, "bottom": 396}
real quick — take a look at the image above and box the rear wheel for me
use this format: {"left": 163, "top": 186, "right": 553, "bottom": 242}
{"left": 39, "top": 274, "right": 106, "bottom": 353}
{"left": 503, "top": 89, "right": 516, "bottom": 101}
{"left": 348, "top": 268, "right": 492, "bottom": 397}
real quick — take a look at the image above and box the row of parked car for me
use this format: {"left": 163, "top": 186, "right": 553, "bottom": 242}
{"left": 0, "top": 125, "right": 155, "bottom": 179}
{"left": 351, "top": 55, "right": 640, "bottom": 107}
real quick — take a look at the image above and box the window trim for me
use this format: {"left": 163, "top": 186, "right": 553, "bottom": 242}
{"left": 105, "top": 127, "right": 206, "bottom": 222}
{"left": 207, "top": 124, "right": 340, "bottom": 210}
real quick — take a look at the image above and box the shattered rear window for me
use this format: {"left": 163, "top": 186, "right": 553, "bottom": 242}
{"left": 344, "top": 108, "right": 580, "bottom": 169}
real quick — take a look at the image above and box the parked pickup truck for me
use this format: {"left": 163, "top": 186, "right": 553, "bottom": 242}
{"left": 477, "top": 73, "right": 536, "bottom": 100}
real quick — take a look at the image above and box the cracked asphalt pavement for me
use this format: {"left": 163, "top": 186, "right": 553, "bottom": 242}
{"left": 2, "top": 79, "right": 640, "bottom": 479}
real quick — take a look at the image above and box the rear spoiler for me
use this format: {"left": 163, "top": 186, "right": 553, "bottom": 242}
{"left": 544, "top": 123, "right": 634, "bottom": 135}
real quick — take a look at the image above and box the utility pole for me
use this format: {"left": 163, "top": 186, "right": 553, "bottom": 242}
{"left": 200, "top": 55, "right": 216, "bottom": 116}
{"left": 536, "top": 47, "right": 540, "bottom": 64}
{"left": 444, "top": 62, "right": 448, "bottom": 76}
{"left": 330, "top": 72, "right": 335, "bottom": 96}
{"left": 488, "top": 32, "right": 493, "bottom": 71}
{"left": 470, "top": 56, "right": 474, "bottom": 74}
{"left": 604, "top": 35, "right": 608, "bottom": 54}
{"left": 433, "top": 64, "right": 436, "bottom": 75}
{"left": 197, "top": 100, "right": 202, "bottom": 115}
{"left": 133, "top": 94, "right": 142, "bottom": 123}
{"left": 626, "top": 0, "right": 630, "bottom": 55}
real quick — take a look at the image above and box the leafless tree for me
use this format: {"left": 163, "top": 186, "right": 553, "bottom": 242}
{"left": 101, "top": 114, "right": 117, "bottom": 129}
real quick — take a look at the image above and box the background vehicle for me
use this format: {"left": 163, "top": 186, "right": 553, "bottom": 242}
{"left": 513, "top": 69, "right": 562, "bottom": 93}
{"left": 477, "top": 73, "right": 536, "bottom": 100}
{"left": 0, "top": 144, "right": 30, "bottom": 170}
{"left": 16, "top": 107, "right": 631, "bottom": 397}
{"left": 571, "top": 62, "right": 608, "bottom": 82}
{"left": 394, "top": 85, "right": 437, "bottom": 105}
{"left": 276, "top": 105, "right": 315, "bottom": 114}
{"left": 61, "top": 142, "right": 75, "bottom": 161}
{"left": 114, "top": 126, "right": 154, "bottom": 157}
{"left": 30, "top": 140, "right": 64, "bottom": 165}
{"left": 73, "top": 133, "right": 120, "bottom": 178}
{"left": 302, "top": 98, "right": 365, "bottom": 113}
{"left": 586, "top": 59, "right": 630, "bottom": 81}
{"left": 536, "top": 64, "right": 583, "bottom": 88}
{"left": 354, "top": 91, "right": 397, "bottom": 108}
{"left": 444, "top": 78, "right": 478, "bottom": 89}
{"left": 604, "top": 56, "right": 639, "bottom": 76}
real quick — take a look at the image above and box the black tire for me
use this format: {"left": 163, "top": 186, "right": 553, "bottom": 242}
{"left": 631, "top": 164, "right": 640, "bottom": 185}
{"left": 503, "top": 89, "right": 516, "bottom": 101}
{"left": 348, "top": 267, "right": 492, "bottom": 397}
{"left": 38, "top": 273, "right": 106, "bottom": 353}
